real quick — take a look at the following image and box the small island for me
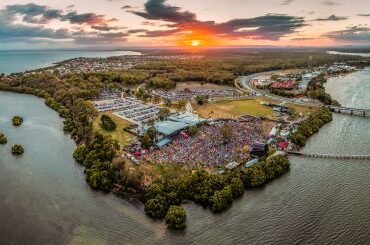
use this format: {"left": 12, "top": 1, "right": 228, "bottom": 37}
{"left": 11, "top": 144, "right": 24, "bottom": 155}
{"left": 12, "top": 116, "right": 23, "bottom": 126}
{"left": 0, "top": 133, "right": 7, "bottom": 144}
{"left": 165, "top": 206, "right": 187, "bottom": 230}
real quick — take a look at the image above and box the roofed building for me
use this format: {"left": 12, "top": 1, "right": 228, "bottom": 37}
{"left": 167, "top": 111, "right": 206, "bottom": 126}
{"left": 251, "top": 142, "right": 268, "bottom": 158}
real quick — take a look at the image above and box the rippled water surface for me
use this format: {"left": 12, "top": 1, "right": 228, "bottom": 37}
{"left": 1, "top": 68, "right": 370, "bottom": 244}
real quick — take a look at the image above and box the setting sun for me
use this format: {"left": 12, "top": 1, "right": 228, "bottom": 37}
{"left": 191, "top": 40, "right": 200, "bottom": 47}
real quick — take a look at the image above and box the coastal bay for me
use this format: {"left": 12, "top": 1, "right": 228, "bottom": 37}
{"left": 0, "top": 50, "right": 140, "bottom": 74}
{"left": 0, "top": 67, "right": 370, "bottom": 244}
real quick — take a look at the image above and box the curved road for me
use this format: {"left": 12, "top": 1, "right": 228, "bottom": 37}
{"left": 238, "top": 72, "right": 320, "bottom": 107}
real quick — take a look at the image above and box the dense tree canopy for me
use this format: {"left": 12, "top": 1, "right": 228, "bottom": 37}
{"left": 140, "top": 133, "right": 154, "bottom": 149}
{"left": 12, "top": 116, "right": 23, "bottom": 126}
{"left": 11, "top": 144, "right": 24, "bottom": 155}
{"left": 289, "top": 107, "right": 333, "bottom": 147}
{"left": 195, "top": 95, "right": 209, "bottom": 105}
{"left": 188, "top": 126, "right": 198, "bottom": 137}
{"left": 101, "top": 114, "right": 117, "bottom": 131}
{"left": 307, "top": 75, "right": 339, "bottom": 105}
{"left": 165, "top": 205, "right": 187, "bottom": 229}
{"left": 0, "top": 133, "right": 7, "bottom": 144}
{"left": 144, "top": 155, "right": 290, "bottom": 228}
{"left": 158, "top": 108, "right": 171, "bottom": 120}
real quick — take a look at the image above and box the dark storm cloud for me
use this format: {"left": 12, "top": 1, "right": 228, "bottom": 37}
{"left": 5, "top": 3, "right": 62, "bottom": 24}
{"left": 61, "top": 11, "right": 106, "bottom": 25}
{"left": 74, "top": 31, "right": 128, "bottom": 44}
{"left": 3, "top": 3, "right": 120, "bottom": 27}
{"left": 314, "top": 15, "right": 348, "bottom": 21}
{"left": 127, "top": 29, "right": 148, "bottom": 34}
{"left": 137, "top": 29, "right": 179, "bottom": 37}
{"left": 325, "top": 26, "right": 370, "bottom": 42}
{"left": 0, "top": 13, "right": 70, "bottom": 42}
{"left": 207, "top": 14, "right": 306, "bottom": 40}
{"left": 280, "top": 0, "right": 294, "bottom": 5}
{"left": 0, "top": 3, "right": 129, "bottom": 45}
{"left": 6, "top": 3, "right": 55, "bottom": 16}
{"left": 290, "top": 37, "right": 316, "bottom": 41}
{"left": 130, "top": 0, "right": 196, "bottom": 23}
{"left": 322, "top": 1, "right": 340, "bottom": 6}
{"left": 133, "top": 11, "right": 306, "bottom": 41}
{"left": 121, "top": 5, "right": 134, "bottom": 10}
{"left": 91, "top": 24, "right": 126, "bottom": 31}
{"left": 129, "top": 1, "right": 306, "bottom": 40}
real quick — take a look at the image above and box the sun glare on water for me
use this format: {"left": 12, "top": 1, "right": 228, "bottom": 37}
{"left": 191, "top": 40, "right": 200, "bottom": 47}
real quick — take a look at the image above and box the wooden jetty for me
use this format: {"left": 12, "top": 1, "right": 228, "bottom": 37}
{"left": 287, "top": 151, "right": 370, "bottom": 160}
{"left": 329, "top": 106, "right": 370, "bottom": 118}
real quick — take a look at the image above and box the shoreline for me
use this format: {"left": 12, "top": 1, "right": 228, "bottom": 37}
{"left": 0, "top": 50, "right": 142, "bottom": 75}
{"left": 1, "top": 54, "right": 368, "bottom": 230}
{"left": 241, "top": 66, "right": 369, "bottom": 108}
{"left": 290, "top": 67, "right": 370, "bottom": 154}
{"left": 0, "top": 88, "right": 290, "bottom": 223}
{"left": 1, "top": 67, "right": 369, "bottom": 245}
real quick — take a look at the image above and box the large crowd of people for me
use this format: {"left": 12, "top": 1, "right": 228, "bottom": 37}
{"left": 143, "top": 120, "right": 265, "bottom": 167}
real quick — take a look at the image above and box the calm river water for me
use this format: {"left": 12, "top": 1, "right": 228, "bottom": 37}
{"left": 1, "top": 68, "right": 370, "bottom": 244}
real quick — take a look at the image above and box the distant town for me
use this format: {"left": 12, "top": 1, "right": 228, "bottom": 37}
{"left": 33, "top": 54, "right": 205, "bottom": 75}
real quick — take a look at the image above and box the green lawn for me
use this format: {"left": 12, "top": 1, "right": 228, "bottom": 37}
{"left": 194, "top": 98, "right": 274, "bottom": 118}
{"left": 194, "top": 97, "right": 315, "bottom": 119}
{"left": 93, "top": 111, "right": 136, "bottom": 147}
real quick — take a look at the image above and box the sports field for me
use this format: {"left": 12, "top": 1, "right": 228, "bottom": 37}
{"left": 193, "top": 98, "right": 273, "bottom": 118}
{"left": 193, "top": 97, "right": 314, "bottom": 119}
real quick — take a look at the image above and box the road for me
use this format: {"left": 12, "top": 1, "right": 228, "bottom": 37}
{"left": 238, "top": 72, "right": 320, "bottom": 107}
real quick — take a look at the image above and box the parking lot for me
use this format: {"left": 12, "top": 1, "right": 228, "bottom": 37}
{"left": 93, "top": 97, "right": 161, "bottom": 124}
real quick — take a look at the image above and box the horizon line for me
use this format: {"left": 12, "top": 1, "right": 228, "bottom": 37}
{"left": 1, "top": 44, "right": 370, "bottom": 52}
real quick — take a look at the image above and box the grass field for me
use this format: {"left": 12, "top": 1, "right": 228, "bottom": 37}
{"left": 193, "top": 98, "right": 274, "bottom": 118}
{"left": 286, "top": 103, "right": 315, "bottom": 114}
{"left": 93, "top": 111, "right": 136, "bottom": 147}
{"left": 193, "top": 97, "right": 314, "bottom": 119}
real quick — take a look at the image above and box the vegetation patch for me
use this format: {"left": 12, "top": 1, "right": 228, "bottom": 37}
{"left": 12, "top": 116, "right": 23, "bottom": 126}
{"left": 11, "top": 144, "right": 24, "bottom": 155}
{"left": 289, "top": 107, "right": 333, "bottom": 147}
{"left": 307, "top": 75, "right": 340, "bottom": 106}
{"left": 0, "top": 133, "right": 7, "bottom": 144}
{"left": 194, "top": 99, "right": 274, "bottom": 118}
{"left": 73, "top": 133, "right": 119, "bottom": 191}
{"left": 101, "top": 114, "right": 117, "bottom": 131}
{"left": 93, "top": 112, "right": 135, "bottom": 147}
{"left": 165, "top": 205, "right": 187, "bottom": 230}
{"left": 144, "top": 155, "right": 290, "bottom": 229}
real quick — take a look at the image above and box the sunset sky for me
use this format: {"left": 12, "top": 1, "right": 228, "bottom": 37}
{"left": 0, "top": 0, "right": 369, "bottom": 49}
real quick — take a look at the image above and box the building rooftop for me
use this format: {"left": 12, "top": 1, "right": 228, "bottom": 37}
{"left": 154, "top": 120, "right": 189, "bottom": 136}
{"left": 155, "top": 138, "right": 172, "bottom": 148}
{"left": 167, "top": 112, "right": 206, "bottom": 126}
